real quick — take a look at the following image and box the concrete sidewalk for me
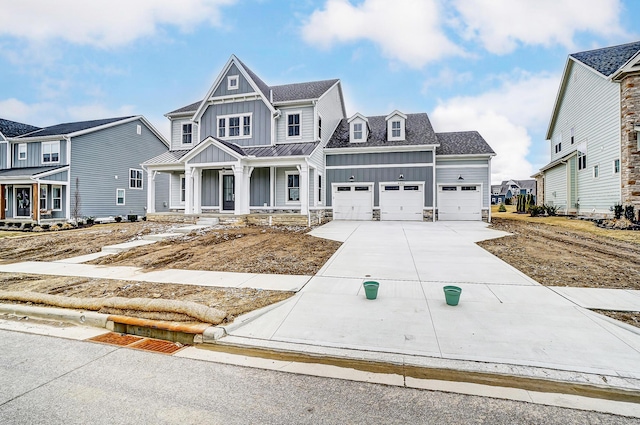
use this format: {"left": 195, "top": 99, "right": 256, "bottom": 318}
{"left": 217, "top": 221, "right": 640, "bottom": 390}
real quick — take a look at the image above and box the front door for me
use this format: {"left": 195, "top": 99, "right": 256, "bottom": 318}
{"left": 223, "top": 174, "right": 235, "bottom": 211}
{"left": 15, "top": 187, "right": 32, "bottom": 217}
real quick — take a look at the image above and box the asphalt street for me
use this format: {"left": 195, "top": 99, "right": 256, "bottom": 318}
{"left": 0, "top": 329, "right": 635, "bottom": 425}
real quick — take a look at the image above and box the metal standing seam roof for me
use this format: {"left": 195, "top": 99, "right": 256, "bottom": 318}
{"left": 0, "top": 118, "right": 40, "bottom": 138}
{"left": 243, "top": 142, "right": 319, "bottom": 157}
{"left": 435, "top": 131, "right": 495, "bottom": 155}
{"left": 570, "top": 41, "right": 640, "bottom": 77}
{"left": 326, "top": 113, "right": 438, "bottom": 148}
{"left": 143, "top": 150, "right": 191, "bottom": 165}
{"left": 16, "top": 117, "right": 134, "bottom": 138}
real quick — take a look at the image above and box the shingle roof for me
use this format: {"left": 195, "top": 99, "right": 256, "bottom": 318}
{"left": 236, "top": 57, "right": 271, "bottom": 100}
{"left": 435, "top": 131, "right": 495, "bottom": 155}
{"left": 271, "top": 79, "right": 339, "bottom": 102}
{"left": 143, "top": 150, "right": 191, "bottom": 165}
{"left": 166, "top": 101, "right": 201, "bottom": 115}
{"left": 0, "top": 118, "right": 40, "bottom": 138}
{"left": 326, "top": 113, "right": 438, "bottom": 148}
{"left": 243, "top": 142, "right": 319, "bottom": 157}
{"left": 18, "top": 117, "right": 134, "bottom": 138}
{"left": 0, "top": 165, "right": 67, "bottom": 178}
{"left": 570, "top": 41, "right": 640, "bottom": 77}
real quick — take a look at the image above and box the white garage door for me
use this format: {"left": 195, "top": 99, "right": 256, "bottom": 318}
{"left": 332, "top": 184, "right": 373, "bottom": 220}
{"left": 438, "top": 185, "right": 482, "bottom": 221}
{"left": 380, "top": 183, "right": 424, "bottom": 221}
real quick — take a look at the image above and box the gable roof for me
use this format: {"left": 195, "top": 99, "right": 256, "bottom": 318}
{"left": 435, "top": 131, "right": 495, "bottom": 156}
{"left": 570, "top": 41, "right": 640, "bottom": 77}
{"left": 17, "top": 116, "right": 134, "bottom": 138}
{"left": 493, "top": 179, "right": 537, "bottom": 196}
{"left": 327, "top": 113, "right": 438, "bottom": 149}
{"left": 271, "top": 79, "right": 340, "bottom": 103}
{"left": 166, "top": 100, "right": 201, "bottom": 116}
{"left": 0, "top": 118, "right": 40, "bottom": 138}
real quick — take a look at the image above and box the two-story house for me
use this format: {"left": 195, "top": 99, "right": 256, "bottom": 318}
{"left": 0, "top": 116, "right": 169, "bottom": 223}
{"left": 536, "top": 41, "right": 640, "bottom": 217}
{"left": 491, "top": 179, "right": 537, "bottom": 205}
{"left": 145, "top": 55, "right": 495, "bottom": 223}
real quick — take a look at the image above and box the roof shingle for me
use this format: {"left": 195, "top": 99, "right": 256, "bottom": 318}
{"left": 18, "top": 117, "right": 134, "bottom": 138}
{"left": 570, "top": 41, "right": 640, "bottom": 77}
{"left": 0, "top": 118, "right": 40, "bottom": 138}
{"left": 435, "top": 131, "right": 495, "bottom": 155}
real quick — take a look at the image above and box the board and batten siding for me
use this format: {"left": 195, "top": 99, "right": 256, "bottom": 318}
{"left": 170, "top": 118, "right": 199, "bottom": 151}
{"left": 11, "top": 139, "right": 67, "bottom": 168}
{"left": 326, "top": 151, "right": 433, "bottom": 167}
{"left": 548, "top": 60, "right": 621, "bottom": 213}
{"left": 276, "top": 106, "right": 314, "bottom": 144}
{"left": 250, "top": 167, "right": 270, "bottom": 207}
{"left": 436, "top": 160, "right": 490, "bottom": 207}
{"left": 0, "top": 142, "right": 6, "bottom": 168}
{"left": 200, "top": 100, "right": 271, "bottom": 147}
{"left": 188, "top": 144, "right": 237, "bottom": 164}
{"left": 201, "top": 170, "right": 219, "bottom": 207}
{"left": 544, "top": 164, "right": 568, "bottom": 212}
{"left": 70, "top": 119, "right": 169, "bottom": 217}
{"left": 212, "top": 63, "right": 255, "bottom": 98}
{"left": 316, "top": 82, "right": 345, "bottom": 146}
{"left": 153, "top": 172, "right": 169, "bottom": 213}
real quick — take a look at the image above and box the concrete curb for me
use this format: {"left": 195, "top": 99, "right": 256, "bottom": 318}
{"left": 0, "top": 303, "right": 109, "bottom": 328}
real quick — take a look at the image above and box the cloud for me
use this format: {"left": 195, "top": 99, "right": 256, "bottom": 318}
{"left": 0, "top": 0, "right": 236, "bottom": 48}
{"left": 301, "top": 0, "right": 464, "bottom": 68}
{"left": 452, "top": 0, "right": 625, "bottom": 54}
{"left": 430, "top": 71, "right": 560, "bottom": 183}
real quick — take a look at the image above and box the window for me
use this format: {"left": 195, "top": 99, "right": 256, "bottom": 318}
{"left": 570, "top": 127, "right": 575, "bottom": 144}
{"left": 129, "top": 169, "right": 143, "bottom": 189}
{"left": 318, "top": 116, "right": 322, "bottom": 139}
{"left": 182, "top": 124, "right": 192, "bottom": 144}
{"left": 18, "top": 143, "right": 27, "bottom": 160}
{"left": 318, "top": 174, "right": 322, "bottom": 203}
{"left": 593, "top": 165, "right": 599, "bottom": 178}
{"left": 180, "top": 175, "right": 186, "bottom": 203}
{"left": 286, "top": 172, "right": 300, "bottom": 202}
{"left": 353, "top": 123, "right": 363, "bottom": 140}
{"left": 42, "top": 141, "right": 60, "bottom": 164}
{"left": 577, "top": 144, "right": 587, "bottom": 170}
{"left": 218, "top": 114, "right": 251, "bottom": 139}
{"left": 461, "top": 186, "right": 478, "bottom": 191}
{"left": 336, "top": 186, "right": 351, "bottom": 192}
{"left": 442, "top": 186, "right": 457, "bottom": 191}
{"left": 116, "top": 189, "right": 125, "bottom": 206}
{"left": 136, "top": 124, "right": 142, "bottom": 135}
{"left": 287, "top": 113, "right": 301, "bottom": 137}
{"left": 227, "top": 75, "right": 239, "bottom": 90}
{"left": 391, "top": 121, "right": 401, "bottom": 138}
{"left": 52, "top": 186, "right": 62, "bottom": 210}
{"left": 39, "top": 187, "right": 47, "bottom": 210}
{"left": 554, "top": 142, "right": 562, "bottom": 153}
{"left": 614, "top": 159, "right": 620, "bottom": 174}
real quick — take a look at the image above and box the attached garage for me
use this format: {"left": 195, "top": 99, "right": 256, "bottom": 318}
{"left": 332, "top": 183, "right": 373, "bottom": 220}
{"left": 438, "top": 184, "right": 482, "bottom": 221}
{"left": 379, "top": 182, "right": 424, "bottom": 221}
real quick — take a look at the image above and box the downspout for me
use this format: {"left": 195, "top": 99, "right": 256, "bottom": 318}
{"left": 432, "top": 146, "right": 436, "bottom": 222}
{"left": 488, "top": 156, "right": 492, "bottom": 223}
{"left": 65, "top": 136, "right": 72, "bottom": 222}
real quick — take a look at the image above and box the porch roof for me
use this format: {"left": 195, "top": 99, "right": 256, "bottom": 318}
{"left": 0, "top": 165, "right": 68, "bottom": 179}
{"left": 143, "top": 150, "right": 190, "bottom": 165}
{"left": 243, "top": 141, "right": 319, "bottom": 158}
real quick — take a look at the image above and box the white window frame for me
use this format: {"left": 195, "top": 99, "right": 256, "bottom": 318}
{"left": 41, "top": 141, "right": 60, "bottom": 164}
{"left": 317, "top": 172, "right": 323, "bottom": 205}
{"left": 577, "top": 143, "right": 587, "bottom": 171}
{"left": 182, "top": 123, "right": 193, "bottom": 145}
{"left": 180, "top": 174, "right": 186, "bottom": 204}
{"left": 217, "top": 113, "right": 252, "bottom": 140}
{"left": 18, "top": 143, "right": 27, "bottom": 160}
{"left": 318, "top": 115, "right": 322, "bottom": 140}
{"left": 52, "top": 185, "right": 62, "bottom": 211}
{"left": 593, "top": 164, "right": 599, "bottom": 178}
{"left": 39, "top": 186, "right": 47, "bottom": 210}
{"left": 129, "top": 168, "right": 143, "bottom": 190}
{"left": 116, "top": 188, "right": 125, "bottom": 206}
{"left": 227, "top": 75, "right": 239, "bottom": 91}
{"left": 286, "top": 112, "right": 302, "bottom": 139}
{"left": 349, "top": 119, "right": 367, "bottom": 143}
{"left": 285, "top": 171, "right": 300, "bottom": 204}
{"left": 387, "top": 118, "right": 405, "bottom": 141}
{"left": 613, "top": 159, "right": 620, "bottom": 174}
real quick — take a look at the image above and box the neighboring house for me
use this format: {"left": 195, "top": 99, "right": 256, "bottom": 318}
{"left": 536, "top": 41, "right": 640, "bottom": 216}
{"left": 491, "top": 179, "right": 537, "bottom": 205}
{"left": 0, "top": 116, "right": 169, "bottom": 223}
{"left": 144, "top": 55, "right": 495, "bottom": 223}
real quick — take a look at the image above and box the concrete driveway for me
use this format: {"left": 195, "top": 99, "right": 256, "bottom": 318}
{"left": 224, "top": 221, "right": 640, "bottom": 380}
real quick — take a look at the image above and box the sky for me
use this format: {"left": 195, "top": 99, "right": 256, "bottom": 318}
{"left": 0, "top": 0, "right": 638, "bottom": 184}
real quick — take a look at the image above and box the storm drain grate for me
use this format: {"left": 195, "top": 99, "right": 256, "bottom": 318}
{"left": 88, "top": 332, "right": 185, "bottom": 355}
{"left": 89, "top": 332, "right": 143, "bottom": 346}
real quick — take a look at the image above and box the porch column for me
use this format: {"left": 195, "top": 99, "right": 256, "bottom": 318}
{"left": 184, "top": 166, "right": 193, "bottom": 214}
{"left": 193, "top": 168, "right": 202, "bottom": 214}
{"left": 233, "top": 164, "right": 245, "bottom": 215}
{"left": 31, "top": 183, "right": 37, "bottom": 220}
{"left": 146, "top": 170, "right": 156, "bottom": 214}
{"left": 0, "top": 184, "right": 5, "bottom": 220}
{"left": 244, "top": 167, "right": 254, "bottom": 214}
{"left": 269, "top": 167, "right": 275, "bottom": 207}
{"left": 297, "top": 163, "right": 309, "bottom": 215}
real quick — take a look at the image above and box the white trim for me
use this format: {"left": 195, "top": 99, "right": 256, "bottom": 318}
{"left": 285, "top": 111, "right": 302, "bottom": 140}
{"left": 18, "top": 143, "right": 27, "bottom": 160}
{"left": 285, "top": 170, "right": 301, "bottom": 204}
{"left": 129, "top": 168, "right": 143, "bottom": 190}
{"left": 179, "top": 174, "right": 186, "bottom": 204}
{"left": 435, "top": 164, "right": 489, "bottom": 169}
{"left": 52, "top": 185, "right": 62, "bottom": 211}
{"left": 219, "top": 170, "right": 235, "bottom": 213}
{"left": 326, "top": 162, "right": 433, "bottom": 170}
{"left": 324, "top": 145, "right": 438, "bottom": 154}
{"left": 181, "top": 122, "right": 194, "bottom": 146}
{"left": 317, "top": 171, "right": 323, "bottom": 206}
{"left": 39, "top": 184, "right": 47, "bottom": 210}
{"left": 227, "top": 75, "right": 239, "bottom": 91}
{"left": 436, "top": 154, "right": 495, "bottom": 159}
{"left": 41, "top": 141, "right": 60, "bottom": 164}
{"left": 210, "top": 94, "right": 261, "bottom": 105}
{"left": 13, "top": 185, "right": 32, "bottom": 218}
{"left": 32, "top": 165, "right": 70, "bottom": 179}
{"left": 217, "top": 112, "right": 253, "bottom": 140}
{"left": 116, "top": 188, "right": 125, "bottom": 206}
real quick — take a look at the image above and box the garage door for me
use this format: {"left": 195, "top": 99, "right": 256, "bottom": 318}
{"left": 380, "top": 183, "right": 424, "bottom": 221}
{"left": 438, "top": 185, "right": 482, "bottom": 221}
{"left": 332, "top": 184, "right": 373, "bottom": 220}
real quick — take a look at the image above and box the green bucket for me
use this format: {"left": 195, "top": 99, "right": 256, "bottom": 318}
{"left": 443, "top": 286, "right": 462, "bottom": 306}
{"left": 363, "top": 281, "right": 380, "bottom": 300}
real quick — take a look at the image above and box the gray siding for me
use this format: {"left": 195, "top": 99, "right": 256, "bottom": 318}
{"left": 436, "top": 163, "right": 490, "bottom": 207}
{"left": 188, "top": 144, "right": 237, "bottom": 164}
{"left": 275, "top": 167, "right": 298, "bottom": 207}
{"left": 200, "top": 100, "right": 272, "bottom": 147}
{"left": 317, "top": 82, "right": 345, "bottom": 146}
{"left": 309, "top": 168, "right": 314, "bottom": 207}
{"left": 212, "top": 64, "right": 255, "bottom": 97}
{"left": 170, "top": 118, "right": 199, "bottom": 151}
{"left": 42, "top": 170, "right": 68, "bottom": 182}
{"left": 0, "top": 142, "right": 6, "bottom": 169}
{"left": 326, "top": 151, "right": 433, "bottom": 167}
{"left": 70, "top": 119, "right": 169, "bottom": 217}
{"left": 276, "top": 106, "right": 314, "bottom": 143}
{"left": 11, "top": 140, "right": 67, "bottom": 168}
{"left": 327, "top": 166, "right": 434, "bottom": 207}
{"left": 250, "top": 167, "right": 270, "bottom": 207}
{"left": 154, "top": 172, "right": 169, "bottom": 213}
{"left": 545, "top": 163, "right": 568, "bottom": 212}
{"left": 169, "top": 172, "right": 184, "bottom": 208}
{"left": 201, "top": 169, "right": 220, "bottom": 207}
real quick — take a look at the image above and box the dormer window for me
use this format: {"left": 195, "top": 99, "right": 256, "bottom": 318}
{"left": 353, "top": 123, "right": 363, "bottom": 140}
{"left": 348, "top": 113, "right": 369, "bottom": 143}
{"left": 386, "top": 110, "right": 406, "bottom": 141}
{"left": 227, "top": 75, "right": 239, "bottom": 90}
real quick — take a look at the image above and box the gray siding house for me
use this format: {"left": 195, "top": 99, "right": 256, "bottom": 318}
{"left": 537, "top": 41, "right": 640, "bottom": 217}
{"left": 145, "top": 55, "right": 495, "bottom": 223}
{"left": 0, "top": 116, "right": 169, "bottom": 223}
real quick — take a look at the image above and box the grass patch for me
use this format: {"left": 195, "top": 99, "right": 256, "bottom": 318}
{"left": 0, "top": 231, "right": 36, "bottom": 239}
